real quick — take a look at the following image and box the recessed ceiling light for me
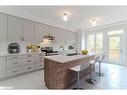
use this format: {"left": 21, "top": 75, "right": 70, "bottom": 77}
{"left": 63, "top": 13, "right": 68, "bottom": 21}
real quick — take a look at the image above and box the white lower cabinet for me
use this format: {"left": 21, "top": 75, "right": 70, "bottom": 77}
{"left": 0, "top": 57, "right": 6, "bottom": 78}
{"left": 35, "top": 53, "right": 44, "bottom": 70}
{"left": 0, "top": 52, "right": 44, "bottom": 79}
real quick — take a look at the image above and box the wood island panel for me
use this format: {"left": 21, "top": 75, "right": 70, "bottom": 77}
{"left": 44, "top": 55, "right": 95, "bottom": 89}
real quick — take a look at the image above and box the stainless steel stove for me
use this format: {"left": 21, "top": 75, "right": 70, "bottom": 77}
{"left": 41, "top": 47, "right": 58, "bottom": 56}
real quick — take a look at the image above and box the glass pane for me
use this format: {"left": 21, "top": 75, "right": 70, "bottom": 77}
{"left": 109, "top": 36, "right": 120, "bottom": 62}
{"left": 108, "top": 30, "right": 123, "bottom": 35}
{"left": 95, "top": 33, "right": 103, "bottom": 54}
{"left": 88, "top": 34, "right": 95, "bottom": 53}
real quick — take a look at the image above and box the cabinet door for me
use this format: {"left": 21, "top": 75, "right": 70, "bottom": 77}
{"left": 0, "top": 13, "right": 7, "bottom": 41}
{"left": 0, "top": 57, "right": 6, "bottom": 78}
{"left": 44, "top": 24, "right": 50, "bottom": 36}
{"left": 66, "top": 31, "right": 76, "bottom": 45}
{"left": 23, "top": 20, "right": 34, "bottom": 43}
{"left": 54, "top": 28, "right": 66, "bottom": 44}
{"left": 8, "top": 16, "right": 22, "bottom": 42}
{"left": 35, "top": 23, "right": 44, "bottom": 43}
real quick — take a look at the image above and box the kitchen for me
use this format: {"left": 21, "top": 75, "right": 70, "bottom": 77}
{"left": 0, "top": 8, "right": 79, "bottom": 89}
{"left": 0, "top": 6, "right": 127, "bottom": 90}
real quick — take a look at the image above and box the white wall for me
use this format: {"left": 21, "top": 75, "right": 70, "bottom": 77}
{"left": 76, "top": 29, "right": 85, "bottom": 50}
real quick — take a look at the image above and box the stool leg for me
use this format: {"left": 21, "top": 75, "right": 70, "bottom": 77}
{"left": 96, "top": 62, "right": 104, "bottom": 77}
{"left": 86, "top": 64, "right": 96, "bottom": 84}
{"left": 77, "top": 71, "right": 79, "bottom": 89}
{"left": 73, "top": 71, "right": 83, "bottom": 89}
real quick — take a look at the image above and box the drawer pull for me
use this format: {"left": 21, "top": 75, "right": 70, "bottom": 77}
{"left": 39, "top": 65, "right": 42, "bottom": 67}
{"left": 27, "top": 55, "right": 31, "bottom": 57}
{"left": 12, "top": 57, "right": 17, "bottom": 58}
{"left": 12, "top": 62, "right": 18, "bottom": 64}
{"left": 40, "top": 60, "right": 43, "bottom": 62}
{"left": 27, "top": 60, "right": 31, "bottom": 62}
{"left": 27, "top": 67, "right": 32, "bottom": 69}
{"left": 13, "top": 70, "right": 18, "bottom": 73}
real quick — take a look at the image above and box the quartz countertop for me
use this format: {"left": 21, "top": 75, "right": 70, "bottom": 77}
{"left": 44, "top": 53, "right": 95, "bottom": 63}
{"left": 0, "top": 52, "right": 45, "bottom": 57}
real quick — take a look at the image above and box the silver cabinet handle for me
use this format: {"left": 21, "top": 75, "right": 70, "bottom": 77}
{"left": 27, "top": 67, "right": 32, "bottom": 69}
{"left": 12, "top": 56, "right": 17, "bottom": 58}
{"left": 12, "top": 62, "right": 18, "bottom": 64}
{"left": 40, "top": 60, "right": 43, "bottom": 62}
{"left": 40, "top": 57, "right": 42, "bottom": 59}
{"left": 27, "top": 55, "right": 31, "bottom": 57}
{"left": 13, "top": 70, "right": 18, "bottom": 73}
{"left": 39, "top": 65, "right": 42, "bottom": 67}
{"left": 39, "top": 54, "right": 42, "bottom": 56}
{"left": 21, "top": 37, "right": 24, "bottom": 41}
{"left": 27, "top": 60, "right": 31, "bottom": 62}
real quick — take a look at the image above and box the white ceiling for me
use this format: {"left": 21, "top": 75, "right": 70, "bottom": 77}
{"left": 0, "top": 6, "right": 127, "bottom": 31}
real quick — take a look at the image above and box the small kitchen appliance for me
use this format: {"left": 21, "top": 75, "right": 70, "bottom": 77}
{"left": 8, "top": 43, "right": 20, "bottom": 54}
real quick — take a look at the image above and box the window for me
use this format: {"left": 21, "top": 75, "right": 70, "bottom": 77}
{"left": 108, "top": 30, "right": 123, "bottom": 35}
{"left": 87, "top": 33, "right": 103, "bottom": 54}
{"left": 87, "top": 34, "right": 95, "bottom": 53}
{"left": 95, "top": 33, "right": 103, "bottom": 54}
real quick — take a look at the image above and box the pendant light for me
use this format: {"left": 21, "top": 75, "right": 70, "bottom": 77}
{"left": 91, "top": 18, "right": 96, "bottom": 26}
{"left": 63, "top": 13, "right": 68, "bottom": 21}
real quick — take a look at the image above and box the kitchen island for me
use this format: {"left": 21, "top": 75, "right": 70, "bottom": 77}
{"left": 44, "top": 54, "right": 95, "bottom": 89}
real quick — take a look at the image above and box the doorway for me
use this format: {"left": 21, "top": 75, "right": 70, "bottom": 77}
{"left": 107, "top": 30, "right": 124, "bottom": 65}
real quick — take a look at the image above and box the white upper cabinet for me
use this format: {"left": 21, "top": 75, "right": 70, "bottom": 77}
{"left": 53, "top": 28, "right": 66, "bottom": 44}
{"left": 8, "top": 15, "right": 22, "bottom": 42}
{"left": 66, "top": 31, "right": 76, "bottom": 45}
{"left": 35, "top": 23, "right": 44, "bottom": 43}
{"left": 44, "top": 24, "right": 50, "bottom": 35}
{"left": 0, "top": 13, "right": 7, "bottom": 41}
{"left": 23, "top": 20, "right": 35, "bottom": 43}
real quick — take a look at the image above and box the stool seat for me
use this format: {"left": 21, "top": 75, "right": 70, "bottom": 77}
{"left": 70, "top": 65, "right": 81, "bottom": 72}
{"left": 69, "top": 65, "right": 83, "bottom": 89}
{"left": 89, "top": 60, "right": 96, "bottom": 64}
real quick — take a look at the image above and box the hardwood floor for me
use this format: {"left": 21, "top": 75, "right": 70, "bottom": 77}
{"left": 0, "top": 63, "right": 127, "bottom": 89}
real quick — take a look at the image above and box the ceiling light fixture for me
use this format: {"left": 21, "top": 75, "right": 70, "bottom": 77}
{"left": 63, "top": 13, "right": 68, "bottom": 21}
{"left": 91, "top": 18, "right": 96, "bottom": 26}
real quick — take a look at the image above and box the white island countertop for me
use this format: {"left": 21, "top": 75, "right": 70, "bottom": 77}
{"left": 44, "top": 53, "right": 95, "bottom": 63}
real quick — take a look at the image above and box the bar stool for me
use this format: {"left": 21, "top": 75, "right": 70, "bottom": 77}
{"left": 69, "top": 65, "right": 83, "bottom": 89}
{"left": 86, "top": 56, "right": 100, "bottom": 84}
{"left": 96, "top": 55, "right": 105, "bottom": 77}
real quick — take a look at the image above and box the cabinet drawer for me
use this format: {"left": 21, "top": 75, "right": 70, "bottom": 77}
{"left": 7, "top": 67, "right": 21, "bottom": 77}
{"left": 0, "top": 72, "right": 6, "bottom": 79}
{"left": 0, "top": 66, "right": 6, "bottom": 72}
{"left": 7, "top": 55, "right": 18, "bottom": 60}
{"left": 36, "top": 63, "right": 44, "bottom": 70}
{"left": 26, "top": 59, "right": 36, "bottom": 65}
{"left": 7, "top": 60, "right": 19, "bottom": 68}
{"left": 7, "top": 58, "right": 35, "bottom": 69}
{"left": 21, "top": 64, "right": 35, "bottom": 73}
{"left": 36, "top": 57, "right": 44, "bottom": 62}
{"left": 26, "top": 54, "right": 35, "bottom": 58}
